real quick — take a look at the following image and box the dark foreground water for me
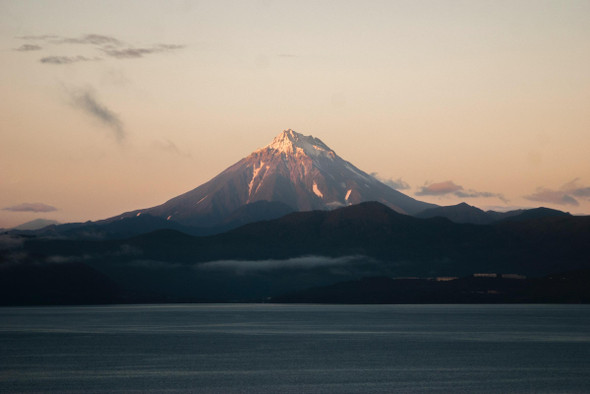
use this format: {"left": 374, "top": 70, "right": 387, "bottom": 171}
{"left": 1, "top": 304, "right": 589, "bottom": 393}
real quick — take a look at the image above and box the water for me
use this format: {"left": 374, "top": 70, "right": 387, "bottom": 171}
{"left": 1, "top": 304, "right": 589, "bottom": 393}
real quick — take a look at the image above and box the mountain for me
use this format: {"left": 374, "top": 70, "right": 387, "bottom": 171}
{"left": 113, "top": 129, "right": 436, "bottom": 227}
{"left": 495, "top": 207, "right": 570, "bottom": 222}
{"left": 415, "top": 203, "right": 570, "bottom": 225}
{"left": 415, "top": 202, "right": 493, "bottom": 224}
{"left": 12, "top": 218, "right": 59, "bottom": 231}
{"left": 14, "top": 202, "right": 589, "bottom": 303}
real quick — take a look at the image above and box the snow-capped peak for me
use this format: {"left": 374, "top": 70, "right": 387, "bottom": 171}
{"left": 262, "top": 129, "right": 336, "bottom": 159}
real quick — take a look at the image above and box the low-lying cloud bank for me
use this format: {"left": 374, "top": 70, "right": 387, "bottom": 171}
{"left": 196, "top": 255, "right": 370, "bottom": 272}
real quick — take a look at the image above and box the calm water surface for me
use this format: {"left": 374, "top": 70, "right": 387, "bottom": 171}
{"left": 1, "top": 304, "right": 589, "bottom": 393}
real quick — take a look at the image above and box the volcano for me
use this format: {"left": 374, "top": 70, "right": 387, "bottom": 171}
{"left": 116, "top": 129, "right": 436, "bottom": 227}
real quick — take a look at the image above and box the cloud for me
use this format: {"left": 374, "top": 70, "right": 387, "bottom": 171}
{"left": 196, "top": 255, "right": 367, "bottom": 272}
{"left": 17, "top": 35, "right": 59, "bottom": 40}
{"left": 67, "top": 87, "right": 124, "bottom": 141}
{"left": 40, "top": 56, "right": 99, "bottom": 64}
{"left": 371, "top": 173, "right": 411, "bottom": 190}
{"left": 15, "top": 44, "right": 42, "bottom": 51}
{"left": 102, "top": 44, "right": 184, "bottom": 59}
{"left": 416, "top": 180, "right": 508, "bottom": 202}
{"left": 455, "top": 190, "right": 508, "bottom": 203}
{"left": 20, "top": 33, "right": 185, "bottom": 64}
{"left": 561, "top": 178, "right": 590, "bottom": 199}
{"left": 416, "top": 180, "right": 462, "bottom": 196}
{"left": 524, "top": 188, "right": 579, "bottom": 206}
{"left": 523, "top": 179, "right": 590, "bottom": 206}
{"left": 3, "top": 203, "right": 57, "bottom": 212}
{"left": 60, "top": 34, "right": 122, "bottom": 46}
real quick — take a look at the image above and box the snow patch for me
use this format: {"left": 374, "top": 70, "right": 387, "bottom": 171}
{"left": 248, "top": 162, "right": 265, "bottom": 197}
{"left": 345, "top": 189, "right": 352, "bottom": 201}
{"left": 313, "top": 182, "right": 324, "bottom": 198}
{"left": 262, "top": 129, "right": 336, "bottom": 160}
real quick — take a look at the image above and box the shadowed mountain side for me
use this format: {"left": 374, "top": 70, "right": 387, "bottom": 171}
{"left": 19, "top": 201, "right": 295, "bottom": 240}
{"left": 20, "top": 202, "right": 590, "bottom": 273}
{"left": 415, "top": 203, "right": 570, "bottom": 225}
{"left": 12, "top": 219, "right": 60, "bottom": 231}
{"left": 496, "top": 207, "right": 571, "bottom": 222}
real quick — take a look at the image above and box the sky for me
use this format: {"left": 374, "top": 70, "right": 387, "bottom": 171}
{"left": 1, "top": 0, "right": 589, "bottom": 228}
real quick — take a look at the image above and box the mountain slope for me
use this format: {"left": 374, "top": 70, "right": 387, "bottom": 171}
{"left": 415, "top": 202, "right": 493, "bottom": 224}
{"left": 415, "top": 203, "right": 570, "bottom": 225}
{"left": 114, "top": 129, "right": 436, "bottom": 226}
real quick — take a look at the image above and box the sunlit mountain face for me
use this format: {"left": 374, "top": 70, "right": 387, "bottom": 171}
{"left": 113, "top": 129, "right": 436, "bottom": 227}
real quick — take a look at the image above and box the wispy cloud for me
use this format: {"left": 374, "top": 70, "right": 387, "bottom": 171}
{"left": 102, "top": 44, "right": 185, "bottom": 59}
{"left": 66, "top": 87, "right": 125, "bottom": 141}
{"left": 455, "top": 190, "right": 507, "bottom": 201}
{"left": 416, "top": 180, "right": 507, "bottom": 202}
{"left": 3, "top": 203, "right": 57, "bottom": 213}
{"left": 59, "top": 34, "right": 122, "bottom": 46}
{"left": 17, "top": 35, "right": 59, "bottom": 40}
{"left": 40, "top": 56, "right": 99, "bottom": 64}
{"left": 17, "top": 33, "right": 185, "bottom": 65}
{"left": 524, "top": 178, "right": 590, "bottom": 206}
{"left": 15, "top": 44, "right": 42, "bottom": 51}
{"left": 561, "top": 178, "right": 590, "bottom": 199}
{"left": 371, "top": 173, "right": 411, "bottom": 190}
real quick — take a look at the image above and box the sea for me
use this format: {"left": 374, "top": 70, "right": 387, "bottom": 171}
{"left": 1, "top": 304, "right": 589, "bottom": 393}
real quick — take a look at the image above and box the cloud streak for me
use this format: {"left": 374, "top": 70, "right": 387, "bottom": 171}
{"left": 67, "top": 87, "right": 125, "bottom": 141}
{"left": 15, "top": 44, "right": 42, "bottom": 51}
{"left": 40, "top": 56, "right": 99, "bottom": 64}
{"left": 59, "top": 34, "right": 122, "bottom": 46}
{"left": 416, "top": 180, "right": 507, "bottom": 202}
{"left": 102, "top": 44, "right": 185, "bottom": 59}
{"left": 17, "top": 35, "right": 59, "bottom": 40}
{"left": 17, "top": 33, "right": 184, "bottom": 65}
{"left": 3, "top": 203, "right": 57, "bottom": 213}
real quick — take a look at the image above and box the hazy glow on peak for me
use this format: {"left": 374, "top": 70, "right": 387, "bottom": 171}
{"left": 1, "top": 1, "right": 589, "bottom": 227}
